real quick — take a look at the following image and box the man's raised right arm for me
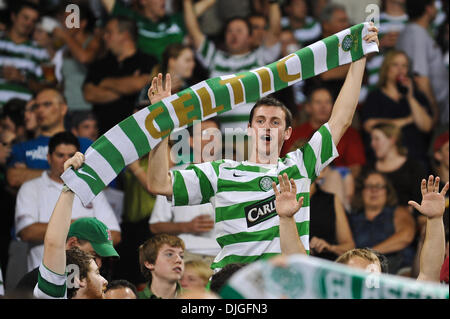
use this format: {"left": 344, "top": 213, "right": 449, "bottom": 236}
{"left": 146, "top": 74, "right": 173, "bottom": 196}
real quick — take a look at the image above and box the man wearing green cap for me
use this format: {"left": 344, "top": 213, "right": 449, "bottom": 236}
{"left": 14, "top": 216, "right": 119, "bottom": 295}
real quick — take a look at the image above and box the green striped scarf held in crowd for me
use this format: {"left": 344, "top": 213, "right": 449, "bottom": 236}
{"left": 61, "top": 22, "right": 379, "bottom": 206}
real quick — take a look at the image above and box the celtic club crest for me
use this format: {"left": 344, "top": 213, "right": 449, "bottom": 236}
{"left": 259, "top": 176, "right": 273, "bottom": 192}
{"left": 341, "top": 34, "right": 354, "bottom": 52}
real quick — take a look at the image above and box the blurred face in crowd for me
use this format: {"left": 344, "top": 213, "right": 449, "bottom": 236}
{"left": 0, "top": 130, "right": 16, "bottom": 165}
{"left": 370, "top": 129, "right": 395, "bottom": 160}
{"left": 249, "top": 16, "right": 267, "bottom": 48}
{"left": 103, "top": 19, "right": 129, "bottom": 55}
{"left": 146, "top": 244, "right": 184, "bottom": 283}
{"left": 34, "top": 90, "right": 67, "bottom": 131}
{"left": 362, "top": 173, "right": 388, "bottom": 210}
{"left": 24, "top": 99, "right": 38, "bottom": 132}
{"left": 435, "top": 141, "right": 449, "bottom": 169}
{"left": 47, "top": 143, "right": 78, "bottom": 179}
{"left": 288, "top": 0, "right": 308, "bottom": 20}
{"left": 83, "top": 259, "right": 108, "bottom": 299}
{"left": 323, "top": 9, "right": 350, "bottom": 35}
{"left": 33, "top": 26, "right": 51, "bottom": 48}
{"left": 72, "top": 118, "right": 99, "bottom": 142}
{"left": 307, "top": 88, "right": 333, "bottom": 125}
{"left": 280, "top": 30, "right": 300, "bottom": 56}
{"left": 104, "top": 287, "right": 137, "bottom": 299}
{"left": 225, "top": 19, "right": 251, "bottom": 55}
{"left": 248, "top": 105, "right": 292, "bottom": 160}
{"left": 190, "top": 120, "right": 220, "bottom": 162}
{"left": 386, "top": 53, "right": 409, "bottom": 84}
{"left": 141, "top": 0, "right": 166, "bottom": 19}
{"left": 180, "top": 267, "right": 208, "bottom": 291}
{"left": 168, "top": 48, "right": 195, "bottom": 80}
{"left": 11, "top": 7, "right": 39, "bottom": 38}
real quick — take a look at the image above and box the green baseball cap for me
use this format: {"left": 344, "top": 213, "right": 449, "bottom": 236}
{"left": 68, "top": 217, "right": 119, "bottom": 258}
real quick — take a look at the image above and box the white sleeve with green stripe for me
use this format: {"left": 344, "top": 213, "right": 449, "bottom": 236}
{"left": 288, "top": 123, "right": 338, "bottom": 182}
{"left": 196, "top": 38, "right": 216, "bottom": 69}
{"left": 171, "top": 161, "right": 219, "bottom": 206}
{"left": 33, "top": 262, "right": 67, "bottom": 299}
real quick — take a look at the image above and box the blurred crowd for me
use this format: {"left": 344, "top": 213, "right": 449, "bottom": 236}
{"left": 0, "top": 0, "right": 448, "bottom": 298}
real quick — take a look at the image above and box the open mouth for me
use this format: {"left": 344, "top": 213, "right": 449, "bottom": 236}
{"left": 173, "top": 267, "right": 182, "bottom": 273}
{"left": 260, "top": 134, "right": 272, "bottom": 142}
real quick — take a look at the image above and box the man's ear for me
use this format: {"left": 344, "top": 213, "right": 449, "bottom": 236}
{"left": 284, "top": 126, "right": 292, "bottom": 141}
{"left": 66, "top": 236, "right": 79, "bottom": 249}
{"left": 78, "top": 276, "right": 87, "bottom": 289}
{"left": 144, "top": 261, "right": 155, "bottom": 271}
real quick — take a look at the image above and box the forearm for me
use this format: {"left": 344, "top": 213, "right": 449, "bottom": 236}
{"left": 183, "top": 0, "right": 205, "bottom": 50}
{"left": 83, "top": 84, "right": 120, "bottom": 104}
{"left": 279, "top": 217, "right": 306, "bottom": 255}
{"left": 99, "top": 75, "right": 149, "bottom": 95}
{"left": 193, "top": 0, "right": 215, "bottom": 17}
{"left": 371, "top": 231, "right": 414, "bottom": 254}
{"left": 407, "top": 96, "right": 433, "bottom": 132}
{"left": 264, "top": 2, "right": 281, "bottom": 47}
{"left": 147, "top": 137, "right": 172, "bottom": 195}
{"left": 150, "top": 222, "right": 189, "bottom": 235}
{"left": 328, "top": 57, "right": 366, "bottom": 145}
{"left": 63, "top": 35, "right": 98, "bottom": 64}
{"left": 18, "top": 223, "right": 48, "bottom": 243}
{"left": 43, "top": 191, "right": 75, "bottom": 275}
{"left": 7, "top": 167, "right": 44, "bottom": 188}
{"left": 328, "top": 242, "right": 355, "bottom": 256}
{"left": 417, "top": 217, "right": 445, "bottom": 282}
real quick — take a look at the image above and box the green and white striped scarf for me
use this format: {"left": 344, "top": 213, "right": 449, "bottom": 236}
{"left": 61, "top": 22, "right": 378, "bottom": 206}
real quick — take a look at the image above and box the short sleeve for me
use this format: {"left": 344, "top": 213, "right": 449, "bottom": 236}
{"left": 15, "top": 181, "right": 39, "bottom": 236}
{"left": 33, "top": 262, "right": 67, "bottom": 299}
{"left": 287, "top": 123, "right": 339, "bottom": 181}
{"left": 171, "top": 162, "right": 217, "bottom": 206}
{"left": 149, "top": 195, "right": 173, "bottom": 224}
{"left": 92, "top": 192, "right": 121, "bottom": 232}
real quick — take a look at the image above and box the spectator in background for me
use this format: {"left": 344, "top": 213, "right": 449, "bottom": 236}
{"left": 24, "top": 99, "right": 40, "bottom": 140}
{"left": 281, "top": 0, "right": 322, "bottom": 47}
{"left": 306, "top": 3, "right": 350, "bottom": 100}
{"left": 309, "top": 171, "right": 355, "bottom": 261}
{"left": 53, "top": 1, "right": 102, "bottom": 112}
{"left": 248, "top": 13, "right": 268, "bottom": 50}
{"left": 209, "top": 263, "right": 246, "bottom": 294}
{"left": 138, "top": 234, "right": 185, "bottom": 299}
{"left": 70, "top": 111, "right": 98, "bottom": 142}
{"left": 149, "top": 119, "right": 221, "bottom": 266}
{"left": 83, "top": 16, "right": 157, "bottom": 135}
{"left": 361, "top": 50, "right": 433, "bottom": 170}
{"left": 6, "top": 88, "right": 91, "bottom": 189}
{"left": 100, "top": 0, "right": 185, "bottom": 62}
{"left": 183, "top": 0, "right": 281, "bottom": 132}
{"left": 104, "top": 279, "right": 138, "bottom": 299}
{"left": 368, "top": 123, "right": 426, "bottom": 210}
{"left": 0, "top": 1, "right": 48, "bottom": 106}
{"left": 335, "top": 247, "right": 388, "bottom": 273}
{"left": 14, "top": 132, "right": 121, "bottom": 272}
{"left": 349, "top": 170, "right": 416, "bottom": 274}
{"left": 137, "top": 43, "right": 196, "bottom": 108}
{"left": 180, "top": 260, "right": 213, "bottom": 291}
{"left": 397, "top": 0, "right": 449, "bottom": 126}
{"left": 0, "top": 98, "right": 27, "bottom": 142}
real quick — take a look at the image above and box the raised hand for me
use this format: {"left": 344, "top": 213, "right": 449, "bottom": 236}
{"left": 364, "top": 22, "right": 379, "bottom": 47}
{"left": 147, "top": 73, "right": 172, "bottom": 105}
{"left": 408, "top": 175, "right": 449, "bottom": 219}
{"left": 272, "top": 173, "right": 304, "bottom": 219}
{"left": 63, "top": 152, "right": 85, "bottom": 171}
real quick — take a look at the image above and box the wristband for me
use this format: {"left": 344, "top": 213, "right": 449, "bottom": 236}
{"left": 62, "top": 183, "right": 73, "bottom": 193}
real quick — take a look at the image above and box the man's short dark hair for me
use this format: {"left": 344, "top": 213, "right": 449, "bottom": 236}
{"left": 406, "top": 0, "right": 435, "bottom": 21}
{"left": 249, "top": 96, "right": 293, "bottom": 129}
{"left": 105, "top": 280, "right": 138, "bottom": 297}
{"left": 210, "top": 263, "right": 247, "bottom": 294}
{"left": 11, "top": 1, "right": 40, "bottom": 16}
{"left": 109, "top": 16, "right": 138, "bottom": 43}
{"left": 224, "top": 16, "right": 253, "bottom": 36}
{"left": 48, "top": 131, "right": 80, "bottom": 154}
{"left": 1, "top": 98, "right": 26, "bottom": 127}
{"left": 70, "top": 111, "right": 97, "bottom": 130}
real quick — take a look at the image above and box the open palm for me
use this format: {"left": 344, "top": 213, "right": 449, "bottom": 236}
{"left": 408, "top": 175, "right": 449, "bottom": 219}
{"left": 273, "top": 173, "right": 304, "bottom": 218}
{"left": 147, "top": 73, "right": 172, "bottom": 105}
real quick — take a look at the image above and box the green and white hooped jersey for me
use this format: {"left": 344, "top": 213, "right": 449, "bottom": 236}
{"left": 171, "top": 123, "right": 338, "bottom": 271}
{"left": 281, "top": 16, "right": 322, "bottom": 47}
{"left": 33, "top": 262, "right": 67, "bottom": 299}
{"left": 0, "top": 34, "right": 49, "bottom": 105}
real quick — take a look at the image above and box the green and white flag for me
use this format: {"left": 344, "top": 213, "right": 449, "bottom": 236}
{"left": 219, "top": 254, "right": 449, "bottom": 299}
{"left": 62, "top": 22, "right": 378, "bottom": 206}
